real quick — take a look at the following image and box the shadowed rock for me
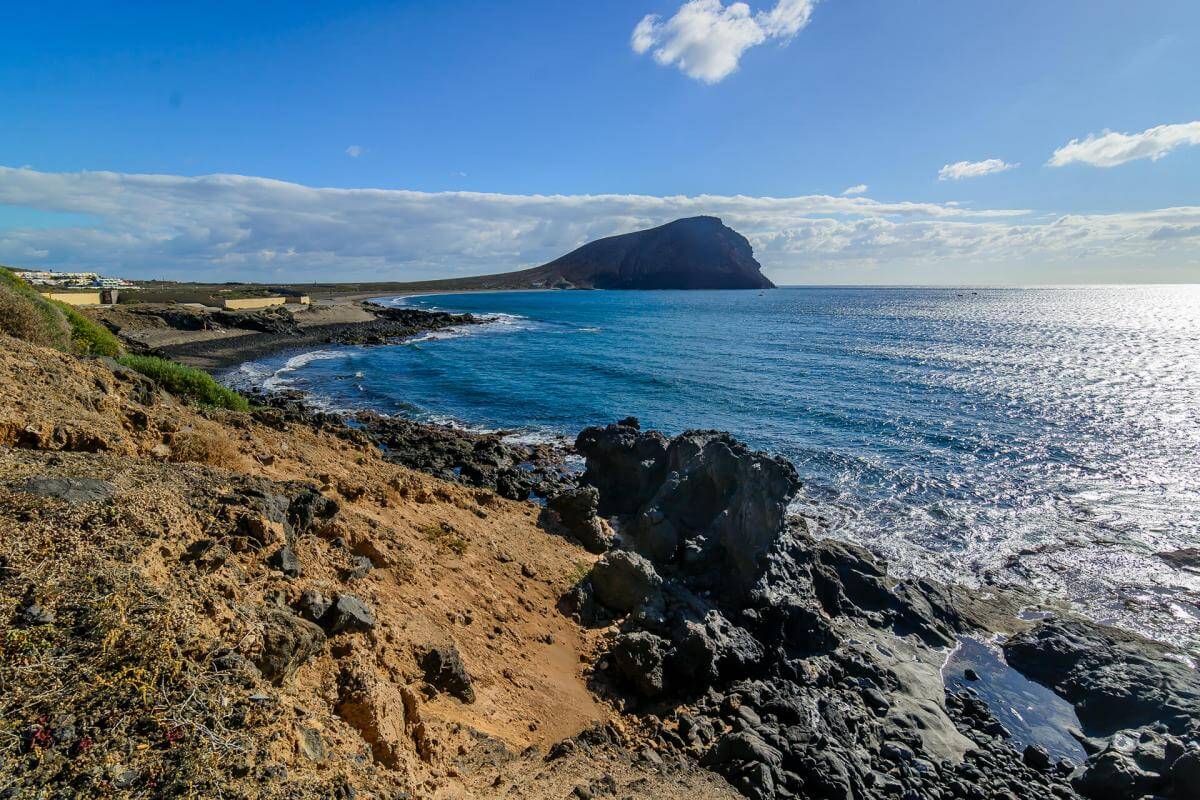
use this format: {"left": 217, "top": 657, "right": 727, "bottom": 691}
{"left": 319, "top": 594, "right": 375, "bottom": 635}
{"left": 570, "top": 420, "right": 1092, "bottom": 800}
{"left": 1003, "top": 617, "right": 1200, "bottom": 737}
{"left": 254, "top": 610, "right": 326, "bottom": 685}
{"left": 577, "top": 421, "right": 799, "bottom": 602}
{"left": 589, "top": 551, "right": 663, "bottom": 614}
{"left": 547, "top": 486, "right": 613, "bottom": 554}
{"left": 17, "top": 476, "right": 115, "bottom": 504}
{"left": 421, "top": 645, "right": 475, "bottom": 703}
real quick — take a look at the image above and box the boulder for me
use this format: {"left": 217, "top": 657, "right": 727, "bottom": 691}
{"left": 254, "top": 610, "right": 326, "bottom": 685}
{"left": 589, "top": 551, "right": 663, "bottom": 614}
{"left": 578, "top": 423, "right": 798, "bottom": 602}
{"left": 609, "top": 631, "right": 668, "bottom": 698}
{"left": 671, "top": 611, "right": 764, "bottom": 685}
{"left": 575, "top": 419, "right": 669, "bottom": 517}
{"left": 1172, "top": 750, "right": 1200, "bottom": 798}
{"left": 1004, "top": 618, "right": 1200, "bottom": 736}
{"left": 421, "top": 645, "right": 475, "bottom": 703}
{"left": 266, "top": 545, "right": 301, "bottom": 578}
{"left": 320, "top": 594, "right": 375, "bottom": 635}
{"left": 702, "top": 730, "right": 785, "bottom": 800}
{"left": 1072, "top": 749, "right": 1160, "bottom": 800}
{"left": 296, "top": 589, "right": 332, "bottom": 624}
{"left": 1023, "top": 744, "right": 1052, "bottom": 771}
{"left": 285, "top": 486, "right": 339, "bottom": 536}
{"left": 548, "top": 486, "right": 613, "bottom": 554}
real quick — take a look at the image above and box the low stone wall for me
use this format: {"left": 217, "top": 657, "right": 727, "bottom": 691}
{"left": 222, "top": 296, "right": 287, "bottom": 310}
{"left": 40, "top": 292, "right": 101, "bottom": 306}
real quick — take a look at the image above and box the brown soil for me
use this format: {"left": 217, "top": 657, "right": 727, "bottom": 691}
{"left": 0, "top": 335, "right": 740, "bottom": 798}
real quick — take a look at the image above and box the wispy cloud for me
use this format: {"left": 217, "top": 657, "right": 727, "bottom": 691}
{"left": 1048, "top": 121, "right": 1200, "bottom": 168}
{"left": 631, "top": 0, "right": 816, "bottom": 84}
{"left": 345, "top": 145, "right": 364, "bottom": 158}
{"left": 841, "top": 184, "right": 867, "bottom": 196}
{"left": 938, "top": 159, "right": 1017, "bottom": 181}
{"left": 0, "top": 166, "right": 1195, "bottom": 283}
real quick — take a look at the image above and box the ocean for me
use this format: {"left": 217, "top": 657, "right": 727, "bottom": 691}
{"left": 229, "top": 286, "right": 1200, "bottom": 652}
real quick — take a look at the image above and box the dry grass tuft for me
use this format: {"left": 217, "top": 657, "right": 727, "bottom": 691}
{"left": 167, "top": 426, "right": 246, "bottom": 468}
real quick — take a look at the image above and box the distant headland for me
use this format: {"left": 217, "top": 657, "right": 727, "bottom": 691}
{"left": 410, "top": 216, "right": 775, "bottom": 291}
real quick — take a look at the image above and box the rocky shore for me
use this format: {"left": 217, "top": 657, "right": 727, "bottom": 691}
{"left": 1, "top": 327, "right": 1197, "bottom": 799}
{"left": 222, "top": 384, "right": 1200, "bottom": 799}
{"left": 90, "top": 300, "right": 479, "bottom": 369}
{"left": 554, "top": 419, "right": 1200, "bottom": 800}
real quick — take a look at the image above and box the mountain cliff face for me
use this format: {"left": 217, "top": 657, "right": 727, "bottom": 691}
{"left": 396, "top": 217, "right": 774, "bottom": 291}
{"left": 520, "top": 216, "right": 774, "bottom": 290}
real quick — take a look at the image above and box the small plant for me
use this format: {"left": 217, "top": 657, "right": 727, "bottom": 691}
{"left": 116, "top": 355, "right": 250, "bottom": 412}
{"left": 168, "top": 426, "right": 244, "bottom": 466}
{"left": 568, "top": 559, "right": 591, "bottom": 585}
{"left": 418, "top": 520, "right": 468, "bottom": 555}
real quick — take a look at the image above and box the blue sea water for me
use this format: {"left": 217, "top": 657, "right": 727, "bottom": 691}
{"left": 230, "top": 287, "right": 1200, "bottom": 651}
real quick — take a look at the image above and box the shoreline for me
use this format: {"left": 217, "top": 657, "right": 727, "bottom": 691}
{"left": 95, "top": 298, "right": 484, "bottom": 371}
{"left": 132, "top": 290, "right": 550, "bottom": 371}
{"left": 198, "top": 291, "right": 1200, "bottom": 657}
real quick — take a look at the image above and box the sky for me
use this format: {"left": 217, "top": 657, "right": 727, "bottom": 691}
{"left": 1, "top": 0, "right": 1198, "bottom": 285}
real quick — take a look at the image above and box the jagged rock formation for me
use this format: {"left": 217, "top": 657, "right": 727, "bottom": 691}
{"left": 568, "top": 418, "right": 1199, "bottom": 800}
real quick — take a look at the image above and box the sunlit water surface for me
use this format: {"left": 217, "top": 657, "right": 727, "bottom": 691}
{"left": 229, "top": 287, "right": 1200, "bottom": 651}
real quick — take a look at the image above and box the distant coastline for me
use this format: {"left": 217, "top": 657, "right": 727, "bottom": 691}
{"left": 90, "top": 296, "right": 486, "bottom": 371}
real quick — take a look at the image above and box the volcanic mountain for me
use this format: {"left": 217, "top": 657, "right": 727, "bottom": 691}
{"left": 403, "top": 216, "right": 775, "bottom": 291}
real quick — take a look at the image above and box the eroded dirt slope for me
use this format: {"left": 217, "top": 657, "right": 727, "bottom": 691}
{"left": 0, "top": 336, "right": 739, "bottom": 799}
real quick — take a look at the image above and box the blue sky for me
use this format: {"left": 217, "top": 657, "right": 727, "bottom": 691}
{"left": 1, "top": 0, "right": 1198, "bottom": 284}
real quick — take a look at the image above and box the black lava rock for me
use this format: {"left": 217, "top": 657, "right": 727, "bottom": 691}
{"left": 421, "top": 645, "right": 475, "bottom": 703}
{"left": 266, "top": 545, "right": 301, "bottom": 578}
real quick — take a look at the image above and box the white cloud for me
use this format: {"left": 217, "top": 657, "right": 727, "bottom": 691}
{"left": 841, "top": 184, "right": 868, "bottom": 196}
{"left": 630, "top": 0, "right": 816, "bottom": 83}
{"left": 1048, "top": 121, "right": 1200, "bottom": 168}
{"left": 0, "top": 166, "right": 1194, "bottom": 284}
{"left": 345, "top": 145, "right": 364, "bottom": 158}
{"left": 938, "top": 159, "right": 1017, "bottom": 181}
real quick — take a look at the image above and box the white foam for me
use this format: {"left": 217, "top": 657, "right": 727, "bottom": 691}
{"left": 403, "top": 312, "right": 533, "bottom": 345}
{"left": 233, "top": 349, "right": 349, "bottom": 392}
{"left": 501, "top": 430, "right": 572, "bottom": 448}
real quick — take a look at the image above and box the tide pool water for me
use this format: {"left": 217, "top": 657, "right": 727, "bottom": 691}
{"left": 229, "top": 287, "right": 1200, "bottom": 651}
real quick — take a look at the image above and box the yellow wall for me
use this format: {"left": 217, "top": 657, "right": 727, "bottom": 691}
{"left": 222, "top": 296, "right": 287, "bottom": 310}
{"left": 41, "top": 292, "right": 101, "bottom": 307}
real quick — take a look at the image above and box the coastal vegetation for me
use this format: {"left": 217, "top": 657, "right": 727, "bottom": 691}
{"left": 58, "top": 301, "right": 122, "bottom": 357}
{"left": 0, "top": 266, "right": 72, "bottom": 351}
{"left": 0, "top": 266, "right": 121, "bottom": 356}
{"left": 115, "top": 354, "right": 251, "bottom": 411}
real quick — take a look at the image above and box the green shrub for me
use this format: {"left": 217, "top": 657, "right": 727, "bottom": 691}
{"left": 53, "top": 302, "right": 122, "bottom": 357}
{"left": 0, "top": 267, "right": 121, "bottom": 356}
{"left": 116, "top": 355, "right": 251, "bottom": 412}
{"left": 0, "top": 279, "right": 71, "bottom": 350}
